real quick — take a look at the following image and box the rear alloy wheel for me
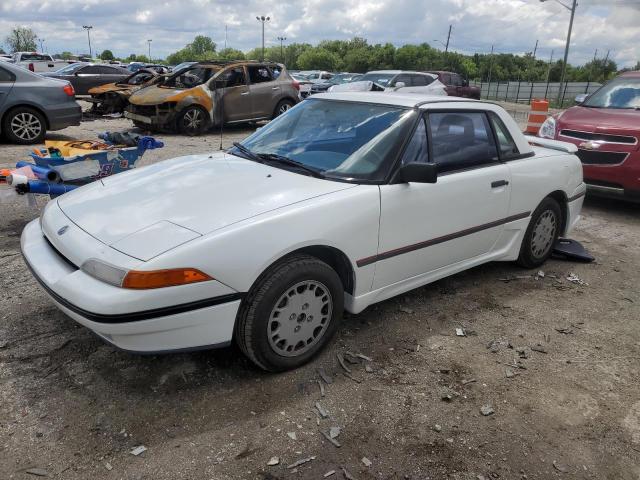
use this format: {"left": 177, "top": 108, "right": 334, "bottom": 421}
{"left": 235, "top": 254, "right": 344, "bottom": 371}
{"left": 273, "top": 99, "right": 294, "bottom": 119}
{"left": 2, "top": 107, "right": 46, "bottom": 144}
{"left": 517, "top": 197, "right": 562, "bottom": 268}
{"left": 177, "top": 106, "right": 208, "bottom": 136}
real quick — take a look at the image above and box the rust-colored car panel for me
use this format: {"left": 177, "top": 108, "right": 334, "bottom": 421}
{"left": 88, "top": 69, "right": 162, "bottom": 114}
{"left": 125, "top": 61, "right": 301, "bottom": 134}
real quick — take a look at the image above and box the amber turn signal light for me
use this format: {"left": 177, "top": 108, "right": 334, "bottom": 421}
{"left": 122, "top": 268, "right": 212, "bottom": 289}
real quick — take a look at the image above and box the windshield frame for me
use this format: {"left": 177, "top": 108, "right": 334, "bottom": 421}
{"left": 583, "top": 75, "right": 640, "bottom": 110}
{"left": 230, "top": 98, "right": 418, "bottom": 185}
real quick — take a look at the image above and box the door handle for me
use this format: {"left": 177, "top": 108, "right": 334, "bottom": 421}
{"left": 272, "top": 86, "right": 279, "bottom": 90}
{"left": 240, "top": 91, "right": 250, "bottom": 96}
{"left": 491, "top": 180, "right": 509, "bottom": 188}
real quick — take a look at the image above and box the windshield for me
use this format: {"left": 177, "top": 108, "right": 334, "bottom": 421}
{"left": 161, "top": 66, "right": 219, "bottom": 89}
{"left": 584, "top": 77, "right": 640, "bottom": 109}
{"left": 20, "top": 53, "right": 51, "bottom": 61}
{"left": 55, "top": 63, "right": 84, "bottom": 74}
{"left": 232, "top": 99, "right": 414, "bottom": 182}
{"left": 358, "top": 73, "right": 395, "bottom": 86}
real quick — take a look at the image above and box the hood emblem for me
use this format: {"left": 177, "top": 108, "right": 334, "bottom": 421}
{"left": 57, "top": 225, "right": 69, "bottom": 235}
{"left": 579, "top": 141, "right": 603, "bottom": 150}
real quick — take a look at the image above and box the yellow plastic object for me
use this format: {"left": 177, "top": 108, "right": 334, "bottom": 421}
{"left": 44, "top": 140, "right": 116, "bottom": 158}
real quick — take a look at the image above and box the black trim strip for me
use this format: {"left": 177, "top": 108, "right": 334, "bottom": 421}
{"left": 568, "top": 191, "right": 586, "bottom": 202}
{"left": 356, "top": 211, "right": 531, "bottom": 267}
{"left": 22, "top": 253, "right": 244, "bottom": 324}
{"left": 93, "top": 331, "right": 232, "bottom": 355}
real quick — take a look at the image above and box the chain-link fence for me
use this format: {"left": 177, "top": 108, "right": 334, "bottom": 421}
{"left": 473, "top": 80, "right": 603, "bottom": 108}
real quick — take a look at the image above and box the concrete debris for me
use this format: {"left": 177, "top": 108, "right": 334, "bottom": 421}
{"left": 315, "top": 402, "right": 329, "bottom": 419}
{"left": 505, "top": 368, "right": 515, "bottom": 378}
{"left": 361, "top": 457, "right": 372, "bottom": 467}
{"left": 555, "top": 327, "right": 574, "bottom": 335}
{"left": 343, "top": 372, "right": 362, "bottom": 383}
{"left": 433, "top": 424, "right": 442, "bottom": 432}
{"left": 441, "top": 393, "right": 454, "bottom": 402}
{"left": 536, "top": 270, "right": 545, "bottom": 279}
{"left": 456, "top": 328, "right": 466, "bottom": 337}
{"left": 317, "top": 380, "right": 325, "bottom": 397}
{"left": 324, "top": 470, "right": 336, "bottom": 477}
{"left": 287, "top": 456, "right": 316, "bottom": 469}
{"left": 267, "top": 456, "right": 280, "bottom": 466}
{"left": 104, "top": 462, "right": 113, "bottom": 471}
{"left": 287, "top": 431, "right": 297, "bottom": 440}
{"left": 399, "top": 306, "right": 414, "bottom": 314}
{"left": 343, "top": 352, "right": 360, "bottom": 364}
{"left": 321, "top": 430, "right": 341, "bottom": 447}
{"left": 531, "top": 344, "right": 548, "bottom": 354}
{"left": 25, "top": 469, "right": 49, "bottom": 477}
{"left": 462, "top": 378, "right": 477, "bottom": 385}
{"left": 480, "top": 405, "right": 495, "bottom": 416}
{"left": 516, "top": 347, "right": 529, "bottom": 359}
{"left": 355, "top": 353, "right": 373, "bottom": 362}
{"left": 329, "top": 426, "right": 341, "bottom": 439}
{"left": 341, "top": 467, "right": 357, "bottom": 480}
{"left": 129, "top": 445, "right": 147, "bottom": 456}
{"left": 365, "top": 364, "right": 374, "bottom": 373}
{"left": 553, "top": 460, "right": 568, "bottom": 473}
{"left": 566, "top": 273, "right": 588, "bottom": 286}
{"left": 337, "top": 353, "right": 352, "bottom": 374}
{"left": 318, "top": 368, "right": 333, "bottom": 385}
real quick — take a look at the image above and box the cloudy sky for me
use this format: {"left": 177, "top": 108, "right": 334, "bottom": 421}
{"left": 1, "top": 0, "right": 638, "bottom": 67}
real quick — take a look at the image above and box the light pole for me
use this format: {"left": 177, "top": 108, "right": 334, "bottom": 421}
{"left": 277, "top": 36, "right": 286, "bottom": 64}
{"left": 82, "top": 25, "right": 93, "bottom": 58}
{"left": 256, "top": 15, "right": 270, "bottom": 61}
{"left": 147, "top": 39, "right": 152, "bottom": 61}
{"left": 540, "top": 0, "right": 577, "bottom": 104}
{"left": 38, "top": 38, "right": 45, "bottom": 52}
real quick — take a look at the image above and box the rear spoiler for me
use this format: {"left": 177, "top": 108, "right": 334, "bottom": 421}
{"left": 525, "top": 135, "right": 578, "bottom": 154}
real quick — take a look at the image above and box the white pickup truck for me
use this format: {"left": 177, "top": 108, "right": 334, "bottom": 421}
{"left": 10, "top": 52, "right": 74, "bottom": 73}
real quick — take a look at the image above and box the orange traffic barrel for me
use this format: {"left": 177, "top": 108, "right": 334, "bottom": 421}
{"left": 525, "top": 99, "right": 549, "bottom": 134}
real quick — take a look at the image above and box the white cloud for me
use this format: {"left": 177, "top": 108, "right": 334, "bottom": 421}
{"left": 0, "top": 0, "right": 637, "bottom": 67}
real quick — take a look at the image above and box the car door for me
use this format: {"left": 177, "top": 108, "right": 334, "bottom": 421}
{"left": 73, "top": 65, "right": 105, "bottom": 95}
{"left": 98, "top": 66, "right": 129, "bottom": 86}
{"left": 214, "top": 66, "right": 252, "bottom": 122}
{"left": 373, "top": 110, "right": 511, "bottom": 290}
{"left": 247, "top": 65, "right": 278, "bottom": 119}
{"left": 0, "top": 65, "right": 15, "bottom": 110}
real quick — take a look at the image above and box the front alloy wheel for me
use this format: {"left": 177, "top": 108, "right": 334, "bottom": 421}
{"left": 3, "top": 108, "right": 46, "bottom": 144}
{"left": 178, "top": 107, "right": 208, "bottom": 136}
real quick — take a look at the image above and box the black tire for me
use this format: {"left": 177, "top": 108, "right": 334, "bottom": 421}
{"left": 235, "top": 254, "right": 344, "bottom": 372}
{"left": 176, "top": 106, "right": 209, "bottom": 136}
{"left": 517, "top": 197, "right": 562, "bottom": 269}
{"left": 272, "top": 99, "right": 295, "bottom": 119}
{"left": 2, "top": 107, "right": 46, "bottom": 144}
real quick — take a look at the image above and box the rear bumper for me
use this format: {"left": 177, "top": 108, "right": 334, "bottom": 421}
{"left": 47, "top": 101, "right": 82, "bottom": 130}
{"left": 21, "top": 218, "right": 241, "bottom": 353}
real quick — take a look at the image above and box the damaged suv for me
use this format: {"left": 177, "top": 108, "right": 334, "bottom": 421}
{"left": 88, "top": 68, "right": 163, "bottom": 114}
{"left": 126, "top": 61, "right": 300, "bottom": 134}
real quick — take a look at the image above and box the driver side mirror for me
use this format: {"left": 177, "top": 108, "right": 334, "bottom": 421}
{"left": 574, "top": 94, "right": 588, "bottom": 104}
{"left": 397, "top": 163, "right": 438, "bottom": 184}
{"left": 394, "top": 81, "right": 406, "bottom": 89}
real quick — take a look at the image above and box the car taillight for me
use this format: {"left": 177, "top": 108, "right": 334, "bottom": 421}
{"left": 292, "top": 80, "right": 300, "bottom": 91}
{"left": 63, "top": 84, "right": 75, "bottom": 97}
{"left": 28, "top": 63, "right": 35, "bottom": 72}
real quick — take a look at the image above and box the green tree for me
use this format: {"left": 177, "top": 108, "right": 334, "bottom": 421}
{"left": 297, "top": 48, "right": 339, "bottom": 71}
{"left": 217, "top": 48, "right": 245, "bottom": 61}
{"left": 191, "top": 35, "right": 216, "bottom": 56}
{"left": 5, "top": 26, "right": 38, "bottom": 53}
{"left": 99, "top": 49, "right": 115, "bottom": 61}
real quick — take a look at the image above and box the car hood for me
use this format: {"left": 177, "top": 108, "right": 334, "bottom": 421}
{"left": 558, "top": 105, "right": 640, "bottom": 133}
{"left": 129, "top": 85, "right": 191, "bottom": 105}
{"left": 57, "top": 152, "right": 356, "bottom": 248}
{"left": 88, "top": 82, "right": 129, "bottom": 94}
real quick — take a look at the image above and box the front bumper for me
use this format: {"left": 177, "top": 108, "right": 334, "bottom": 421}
{"left": 21, "top": 218, "right": 241, "bottom": 353}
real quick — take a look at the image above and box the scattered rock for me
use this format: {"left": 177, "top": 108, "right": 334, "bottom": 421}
{"left": 361, "top": 457, "right": 372, "bottom": 467}
{"left": 129, "top": 445, "right": 147, "bottom": 456}
{"left": 321, "top": 430, "right": 341, "bottom": 447}
{"left": 531, "top": 344, "right": 548, "bottom": 354}
{"left": 341, "top": 467, "right": 357, "bottom": 480}
{"left": 365, "top": 364, "right": 374, "bottom": 373}
{"left": 505, "top": 368, "right": 515, "bottom": 378}
{"left": 441, "top": 393, "right": 454, "bottom": 402}
{"left": 315, "top": 402, "right": 329, "bottom": 419}
{"left": 516, "top": 347, "right": 529, "bottom": 359}
{"left": 480, "top": 405, "right": 495, "bottom": 416}
{"left": 462, "top": 378, "right": 477, "bottom": 385}
{"left": 337, "top": 353, "right": 352, "bottom": 374}
{"left": 25, "top": 468, "right": 49, "bottom": 477}
{"left": 287, "top": 431, "right": 297, "bottom": 441}
{"left": 566, "top": 273, "right": 588, "bottom": 286}
{"left": 267, "top": 456, "right": 280, "bottom": 466}
{"left": 536, "top": 270, "right": 545, "bottom": 279}
{"left": 555, "top": 327, "right": 573, "bottom": 335}
{"left": 104, "top": 462, "right": 113, "bottom": 471}
{"left": 318, "top": 368, "right": 333, "bottom": 385}
{"left": 317, "top": 380, "right": 325, "bottom": 397}
{"left": 324, "top": 470, "right": 336, "bottom": 477}
{"left": 456, "top": 328, "right": 466, "bottom": 337}
{"left": 553, "top": 460, "right": 568, "bottom": 473}
{"left": 433, "top": 424, "right": 442, "bottom": 432}
{"left": 329, "top": 426, "right": 341, "bottom": 439}
{"left": 399, "top": 306, "right": 414, "bottom": 314}
{"left": 287, "top": 456, "right": 316, "bottom": 469}
{"left": 355, "top": 353, "right": 373, "bottom": 362}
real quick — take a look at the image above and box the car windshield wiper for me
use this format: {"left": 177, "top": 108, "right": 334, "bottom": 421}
{"left": 231, "top": 142, "right": 264, "bottom": 163}
{"left": 256, "top": 153, "right": 325, "bottom": 179}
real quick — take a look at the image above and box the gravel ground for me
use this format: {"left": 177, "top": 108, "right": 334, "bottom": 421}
{"left": 1, "top": 107, "right": 639, "bottom": 480}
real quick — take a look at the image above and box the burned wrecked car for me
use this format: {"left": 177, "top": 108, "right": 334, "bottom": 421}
{"left": 87, "top": 69, "right": 162, "bottom": 114}
{"left": 125, "top": 61, "right": 301, "bottom": 135}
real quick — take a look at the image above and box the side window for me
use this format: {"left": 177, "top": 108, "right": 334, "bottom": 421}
{"left": 393, "top": 74, "right": 411, "bottom": 87}
{"left": 451, "top": 75, "right": 462, "bottom": 87}
{"left": 401, "top": 118, "right": 428, "bottom": 165}
{"left": 0, "top": 66, "right": 15, "bottom": 82}
{"left": 428, "top": 111, "right": 498, "bottom": 174}
{"left": 219, "top": 67, "right": 246, "bottom": 87}
{"left": 489, "top": 112, "right": 520, "bottom": 159}
{"left": 248, "top": 66, "right": 274, "bottom": 84}
{"left": 81, "top": 66, "right": 100, "bottom": 74}
{"left": 441, "top": 73, "right": 452, "bottom": 85}
{"left": 411, "top": 75, "right": 430, "bottom": 86}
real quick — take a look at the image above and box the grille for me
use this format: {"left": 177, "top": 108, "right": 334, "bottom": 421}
{"left": 576, "top": 149, "right": 628, "bottom": 165}
{"left": 560, "top": 129, "right": 637, "bottom": 145}
{"left": 128, "top": 104, "right": 157, "bottom": 117}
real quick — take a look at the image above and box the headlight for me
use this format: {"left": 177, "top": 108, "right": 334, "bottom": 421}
{"left": 81, "top": 258, "right": 128, "bottom": 287}
{"left": 539, "top": 116, "right": 557, "bottom": 139}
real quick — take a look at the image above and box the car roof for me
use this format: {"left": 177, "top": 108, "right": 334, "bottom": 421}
{"left": 312, "top": 91, "right": 488, "bottom": 108}
{"left": 619, "top": 71, "right": 640, "bottom": 78}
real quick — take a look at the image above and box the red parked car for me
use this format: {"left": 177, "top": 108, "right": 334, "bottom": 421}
{"left": 539, "top": 71, "right": 640, "bottom": 201}
{"left": 427, "top": 71, "right": 481, "bottom": 99}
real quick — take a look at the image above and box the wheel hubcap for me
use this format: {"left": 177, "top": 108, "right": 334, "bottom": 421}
{"left": 278, "top": 103, "right": 291, "bottom": 114}
{"left": 11, "top": 112, "right": 41, "bottom": 140}
{"left": 531, "top": 210, "right": 557, "bottom": 258}
{"left": 183, "top": 109, "right": 203, "bottom": 130}
{"left": 267, "top": 280, "right": 332, "bottom": 357}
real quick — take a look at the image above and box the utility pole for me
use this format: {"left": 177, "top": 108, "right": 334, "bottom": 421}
{"left": 224, "top": 25, "right": 228, "bottom": 50}
{"left": 546, "top": 49, "right": 555, "bottom": 83}
{"left": 277, "top": 36, "right": 287, "bottom": 64}
{"left": 487, "top": 45, "right": 495, "bottom": 85}
{"left": 147, "top": 39, "right": 152, "bottom": 61}
{"left": 256, "top": 16, "right": 270, "bottom": 62}
{"left": 445, "top": 24, "right": 452, "bottom": 53}
{"left": 82, "top": 25, "right": 93, "bottom": 58}
{"left": 532, "top": 39, "right": 538, "bottom": 59}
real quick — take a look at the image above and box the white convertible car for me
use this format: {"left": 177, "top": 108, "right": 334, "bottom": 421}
{"left": 21, "top": 93, "right": 585, "bottom": 371}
